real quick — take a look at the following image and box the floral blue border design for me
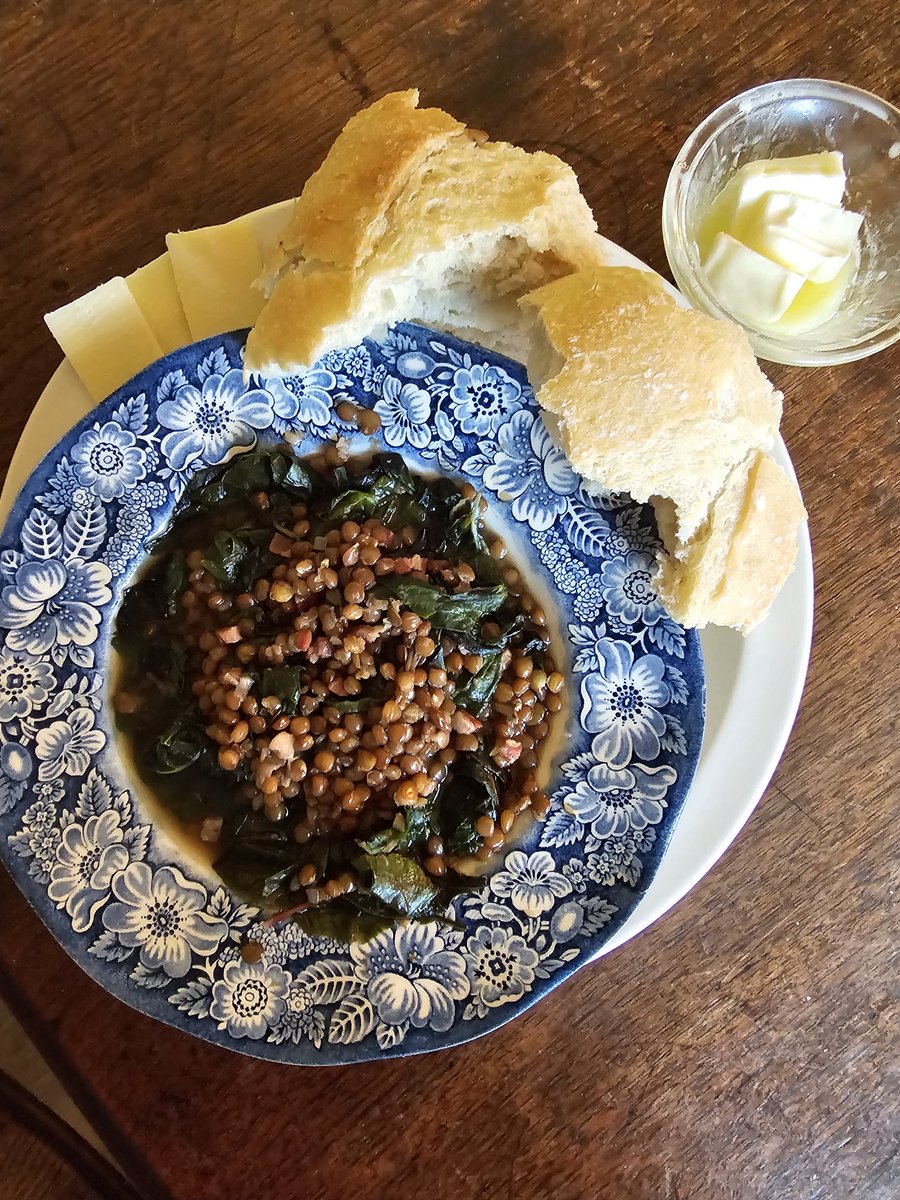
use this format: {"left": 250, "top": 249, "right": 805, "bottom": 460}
{"left": 0, "top": 325, "right": 704, "bottom": 1063}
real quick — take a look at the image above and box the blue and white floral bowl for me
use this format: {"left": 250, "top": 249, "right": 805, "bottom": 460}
{"left": 0, "top": 324, "right": 704, "bottom": 1062}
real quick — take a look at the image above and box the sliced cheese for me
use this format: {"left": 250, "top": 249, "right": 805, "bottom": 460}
{"left": 247, "top": 199, "right": 295, "bottom": 266}
{"left": 126, "top": 253, "right": 192, "bottom": 353}
{"left": 45, "top": 278, "right": 163, "bottom": 401}
{"left": 702, "top": 232, "right": 806, "bottom": 327}
{"left": 44, "top": 198, "right": 298, "bottom": 395}
{"left": 167, "top": 219, "right": 266, "bottom": 340}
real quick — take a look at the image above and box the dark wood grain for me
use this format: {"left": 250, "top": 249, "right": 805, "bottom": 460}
{"left": 0, "top": 2, "right": 898, "bottom": 1198}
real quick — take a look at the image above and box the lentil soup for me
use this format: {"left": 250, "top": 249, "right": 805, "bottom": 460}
{"left": 113, "top": 448, "right": 563, "bottom": 941}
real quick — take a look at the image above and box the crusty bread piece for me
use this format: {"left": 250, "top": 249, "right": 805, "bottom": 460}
{"left": 268, "top": 89, "right": 465, "bottom": 277}
{"left": 244, "top": 89, "right": 607, "bottom": 372}
{"left": 654, "top": 451, "right": 807, "bottom": 634}
{"left": 243, "top": 92, "right": 804, "bottom": 635}
{"left": 519, "top": 267, "right": 783, "bottom": 544}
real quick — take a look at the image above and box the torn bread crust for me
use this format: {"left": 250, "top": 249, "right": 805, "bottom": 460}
{"left": 262, "top": 89, "right": 467, "bottom": 285}
{"left": 243, "top": 92, "right": 804, "bottom": 635}
{"left": 653, "top": 450, "right": 807, "bottom": 635}
{"left": 244, "top": 90, "right": 608, "bottom": 376}
{"left": 519, "top": 267, "right": 783, "bottom": 546}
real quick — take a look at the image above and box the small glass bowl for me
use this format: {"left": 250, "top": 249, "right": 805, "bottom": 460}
{"left": 662, "top": 79, "right": 900, "bottom": 365}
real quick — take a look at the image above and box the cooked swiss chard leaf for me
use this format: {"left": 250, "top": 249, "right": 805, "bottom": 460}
{"left": 274, "top": 454, "right": 317, "bottom": 494}
{"left": 439, "top": 756, "right": 500, "bottom": 857}
{"left": 200, "top": 528, "right": 275, "bottom": 590}
{"left": 358, "top": 453, "right": 415, "bottom": 492}
{"left": 177, "top": 448, "right": 316, "bottom": 515}
{"left": 453, "top": 652, "right": 504, "bottom": 716}
{"left": 355, "top": 852, "right": 441, "bottom": 918}
{"left": 356, "top": 826, "right": 402, "bottom": 855}
{"left": 356, "top": 790, "right": 440, "bottom": 856}
{"left": 215, "top": 819, "right": 339, "bottom": 908}
{"left": 328, "top": 697, "right": 374, "bottom": 714}
{"left": 200, "top": 530, "right": 254, "bottom": 585}
{"left": 329, "top": 453, "right": 421, "bottom": 526}
{"left": 146, "top": 640, "right": 188, "bottom": 698}
{"left": 453, "top": 607, "right": 547, "bottom": 657}
{"left": 396, "top": 796, "right": 440, "bottom": 850}
{"left": 153, "top": 718, "right": 206, "bottom": 774}
{"left": 443, "top": 494, "right": 484, "bottom": 553}
{"left": 374, "top": 578, "right": 507, "bottom": 637}
{"left": 113, "top": 563, "right": 165, "bottom": 651}
{"left": 259, "top": 666, "right": 307, "bottom": 714}
{"left": 328, "top": 489, "right": 377, "bottom": 521}
{"left": 292, "top": 880, "right": 470, "bottom": 941}
{"left": 294, "top": 900, "right": 394, "bottom": 944}
{"left": 163, "top": 553, "right": 188, "bottom": 618}
{"left": 215, "top": 852, "right": 295, "bottom": 907}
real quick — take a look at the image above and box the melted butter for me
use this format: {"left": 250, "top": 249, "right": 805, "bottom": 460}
{"left": 697, "top": 175, "right": 859, "bottom": 333}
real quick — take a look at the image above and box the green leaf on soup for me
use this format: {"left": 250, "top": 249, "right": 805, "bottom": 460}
{"left": 180, "top": 449, "right": 316, "bottom": 515}
{"left": 294, "top": 900, "right": 392, "bottom": 945}
{"left": 259, "top": 666, "right": 307, "bottom": 715}
{"left": 439, "top": 757, "right": 501, "bottom": 857}
{"left": 329, "top": 454, "right": 420, "bottom": 525}
{"left": 374, "top": 578, "right": 506, "bottom": 638}
{"left": 200, "top": 530, "right": 257, "bottom": 585}
{"left": 439, "top": 494, "right": 485, "bottom": 557}
{"left": 273, "top": 454, "right": 316, "bottom": 495}
{"left": 355, "top": 852, "right": 441, "bottom": 918}
{"left": 328, "top": 697, "right": 374, "bottom": 714}
{"left": 215, "top": 817, "right": 334, "bottom": 908}
{"left": 356, "top": 792, "right": 440, "bottom": 856}
{"left": 153, "top": 719, "right": 206, "bottom": 774}
{"left": 356, "top": 826, "right": 401, "bottom": 855}
{"left": 453, "top": 608, "right": 547, "bottom": 657}
{"left": 163, "top": 553, "right": 188, "bottom": 618}
{"left": 453, "top": 652, "right": 504, "bottom": 717}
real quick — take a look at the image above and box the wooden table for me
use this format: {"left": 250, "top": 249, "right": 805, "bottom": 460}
{"left": 1, "top": 2, "right": 897, "bottom": 1197}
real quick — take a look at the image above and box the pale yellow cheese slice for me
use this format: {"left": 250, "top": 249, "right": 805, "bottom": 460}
{"left": 44, "top": 199, "right": 298, "bottom": 395}
{"left": 166, "top": 201, "right": 296, "bottom": 339}
{"left": 44, "top": 278, "right": 164, "bottom": 401}
{"left": 247, "top": 199, "right": 295, "bottom": 267}
{"left": 126, "top": 253, "right": 192, "bottom": 353}
{"left": 167, "top": 219, "right": 266, "bottom": 340}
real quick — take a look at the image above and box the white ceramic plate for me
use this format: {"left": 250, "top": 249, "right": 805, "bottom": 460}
{"left": 0, "top": 239, "right": 814, "bottom": 963}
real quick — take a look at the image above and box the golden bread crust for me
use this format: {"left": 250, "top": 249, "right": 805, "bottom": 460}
{"left": 245, "top": 91, "right": 603, "bottom": 374}
{"left": 519, "top": 267, "right": 782, "bottom": 543}
{"left": 276, "top": 90, "right": 465, "bottom": 272}
{"left": 655, "top": 451, "right": 807, "bottom": 634}
{"left": 247, "top": 269, "right": 358, "bottom": 375}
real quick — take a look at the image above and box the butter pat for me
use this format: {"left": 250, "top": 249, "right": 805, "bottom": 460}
{"left": 698, "top": 151, "right": 863, "bottom": 332}
{"left": 45, "top": 278, "right": 164, "bottom": 401}
{"left": 703, "top": 232, "right": 806, "bottom": 326}
{"left": 730, "top": 150, "right": 846, "bottom": 209}
{"left": 748, "top": 192, "right": 863, "bottom": 283}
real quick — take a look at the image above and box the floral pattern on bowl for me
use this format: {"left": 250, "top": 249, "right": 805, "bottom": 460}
{"left": 0, "top": 324, "right": 704, "bottom": 1063}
